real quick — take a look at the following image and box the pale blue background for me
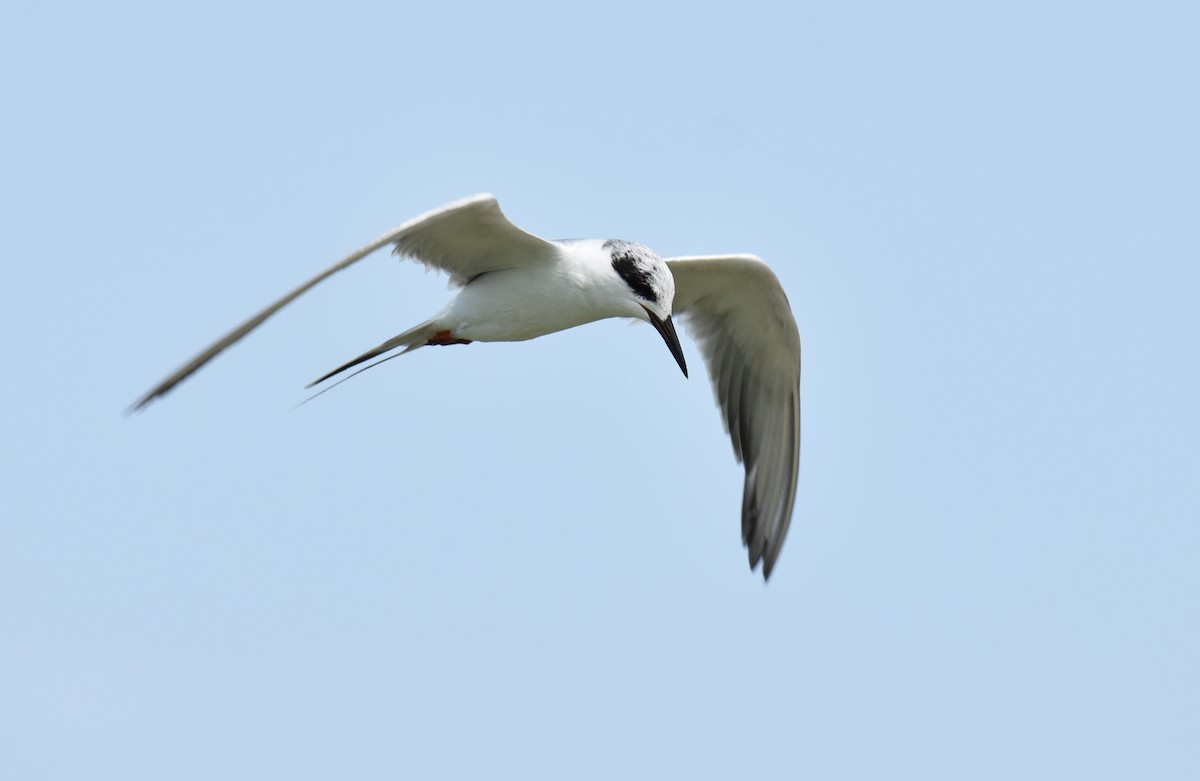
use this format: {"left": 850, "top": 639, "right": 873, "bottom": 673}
{"left": 3, "top": 1, "right": 1198, "bottom": 778}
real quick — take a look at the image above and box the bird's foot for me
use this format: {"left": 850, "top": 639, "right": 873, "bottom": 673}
{"left": 427, "top": 330, "right": 472, "bottom": 346}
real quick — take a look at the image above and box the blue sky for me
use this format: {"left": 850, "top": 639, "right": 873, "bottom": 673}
{"left": 3, "top": 1, "right": 1198, "bottom": 778}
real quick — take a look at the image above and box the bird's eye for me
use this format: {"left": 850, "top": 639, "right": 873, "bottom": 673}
{"left": 611, "top": 255, "right": 659, "bottom": 303}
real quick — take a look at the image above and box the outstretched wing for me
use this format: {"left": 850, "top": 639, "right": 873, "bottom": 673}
{"left": 389, "top": 194, "right": 559, "bottom": 286}
{"left": 666, "top": 255, "right": 801, "bottom": 579}
{"left": 131, "top": 194, "right": 559, "bottom": 411}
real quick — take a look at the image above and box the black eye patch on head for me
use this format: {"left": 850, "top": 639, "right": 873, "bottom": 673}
{"left": 605, "top": 240, "right": 660, "bottom": 303}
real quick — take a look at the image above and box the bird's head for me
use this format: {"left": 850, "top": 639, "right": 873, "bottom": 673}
{"left": 605, "top": 239, "right": 688, "bottom": 378}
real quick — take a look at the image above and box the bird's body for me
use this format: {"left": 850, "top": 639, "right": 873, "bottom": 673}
{"left": 133, "top": 195, "right": 800, "bottom": 578}
{"left": 431, "top": 239, "right": 656, "bottom": 343}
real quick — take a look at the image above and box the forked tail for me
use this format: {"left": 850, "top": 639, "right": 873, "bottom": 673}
{"left": 307, "top": 321, "right": 442, "bottom": 388}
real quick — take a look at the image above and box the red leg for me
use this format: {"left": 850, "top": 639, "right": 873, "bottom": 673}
{"left": 426, "top": 330, "right": 473, "bottom": 346}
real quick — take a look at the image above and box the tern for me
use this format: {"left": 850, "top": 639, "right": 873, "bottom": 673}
{"left": 133, "top": 195, "right": 801, "bottom": 578}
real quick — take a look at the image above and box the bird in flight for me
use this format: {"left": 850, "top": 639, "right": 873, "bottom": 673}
{"left": 133, "top": 195, "right": 801, "bottom": 578}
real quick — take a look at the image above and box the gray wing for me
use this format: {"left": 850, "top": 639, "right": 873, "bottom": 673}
{"left": 131, "top": 194, "right": 558, "bottom": 411}
{"left": 388, "top": 194, "right": 559, "bottom": 286}
{"left": 666, "top": 255, "right": 801, "bottom": 579}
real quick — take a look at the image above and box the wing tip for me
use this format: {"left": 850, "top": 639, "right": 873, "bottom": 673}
{"left": 126, "top": 380, "right": 175, "bottom": 416}
{"left": 748, "top": 542, "right": 782, "bottom": 582}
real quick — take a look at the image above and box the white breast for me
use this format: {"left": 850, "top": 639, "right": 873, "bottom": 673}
{"left": 442, "top": 241, "right": 638, "bottom": 342}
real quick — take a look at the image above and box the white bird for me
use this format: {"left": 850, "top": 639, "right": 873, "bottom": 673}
{"left": 133, "top": 195, "right": 801, "bottom": 578}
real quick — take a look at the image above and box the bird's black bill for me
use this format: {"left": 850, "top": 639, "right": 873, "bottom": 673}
{"left": 644, "top": 307, "right": 688, "bottom": 378}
